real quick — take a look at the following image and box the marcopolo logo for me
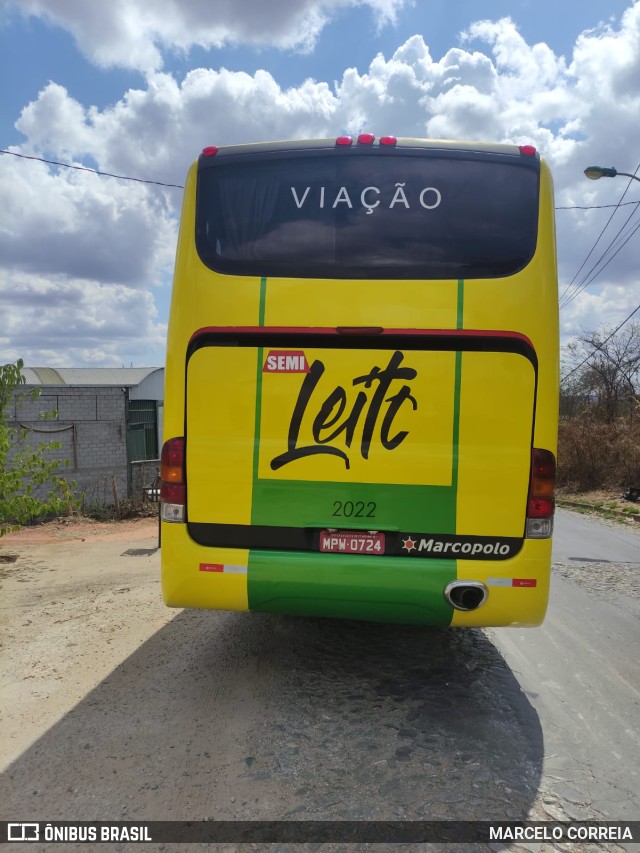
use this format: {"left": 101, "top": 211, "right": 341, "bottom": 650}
{"left": 399, "top": 534, "right": 521, "bottom": 560}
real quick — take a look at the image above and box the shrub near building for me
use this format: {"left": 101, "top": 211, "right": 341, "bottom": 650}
{"left": 0, "top": 359, "right": 76, "bottom": 536}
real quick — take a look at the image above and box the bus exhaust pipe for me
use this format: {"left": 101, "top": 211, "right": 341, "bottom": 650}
{"left": 444, "top": 581, "right": 488, "bottom": 612}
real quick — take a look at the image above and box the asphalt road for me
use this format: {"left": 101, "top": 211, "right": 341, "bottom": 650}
{"left": 490, "top": 509, "right": 640, "bottom": 827}
{"left": 552, "top": 507, "right": 640, "bottom": 563}
{"left": 1, "top": 510, "right": 638, "bottom": 851}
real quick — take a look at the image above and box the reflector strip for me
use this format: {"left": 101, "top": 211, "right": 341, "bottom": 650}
{"left": 199, "top": 563, "right": 247, "bottom": 574}
{"left": 487, "top": 577, "right": 537, "bottom": 588}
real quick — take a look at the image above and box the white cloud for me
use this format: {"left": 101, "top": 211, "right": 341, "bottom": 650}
{"left": 0, "top": 272, "right": 167, "bottom": 367}
{"left": 560, "top": 283, "right": 639, "bottom": 340}
{"left": 0, "top": 142, "right": 177, "bottom": 286}
{"left": 8, "top": 0, "right": 410, "bottom": 72}
{"left": 13, "top": 6, "right": 640, "bottom": 201}
{"left": 2, "top": 2, "right": 639, "bottom": 366}
{"left": 12, "top": 73, "right": 338, "bottom": 186}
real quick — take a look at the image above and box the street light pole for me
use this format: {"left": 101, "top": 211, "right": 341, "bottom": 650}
{"left": 584, "top": 165, "right": 640, "bottom": 183}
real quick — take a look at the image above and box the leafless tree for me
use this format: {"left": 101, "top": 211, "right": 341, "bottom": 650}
{"left": 561, "top": 322, "right": 640, "bottom": 423}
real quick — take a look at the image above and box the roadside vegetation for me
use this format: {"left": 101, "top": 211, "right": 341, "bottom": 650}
{"left": 81, "top": 498, "right": 158, "bottom": 522}
{"left": 0, "top": 359, "right": 79, "bottom": 537}
{"left": 558, "top": 322, "right": 640, "bottom": 518}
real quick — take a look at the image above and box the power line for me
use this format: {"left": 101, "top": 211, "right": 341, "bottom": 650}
{"left": 2, "top": 149, "right": 639, "bottom": 210}
{"left": 556, "top": 201, "right": 640, "bottom": 210}
{"left": 562, "top": 303, "right": 640, "bottom": 382}
{"left": 0, "top": 149, "right": 184, "bottom": 189}
{"left": 559, "top": 164, "right": 640, "bottom": 308}
{"left": 577, "top": 217, "right": 640, "bottom": 292}
{"left": 560, "top": 202, "right": 640, "bottom": 309}
{"left": 560, "top": 201, "right": 640, "bottom": 308}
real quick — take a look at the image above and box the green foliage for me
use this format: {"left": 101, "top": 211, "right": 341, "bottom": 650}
{"left": 0, "top": 359, "right": 79, "bottom": 536}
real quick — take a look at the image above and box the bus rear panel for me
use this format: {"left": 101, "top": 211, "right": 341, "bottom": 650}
{"left": 161, "top": 138, "right": 559, "bottom": 627}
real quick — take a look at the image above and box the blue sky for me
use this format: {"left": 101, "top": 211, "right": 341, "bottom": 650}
{"left": 1, "top": 0, "right": 639, "bottom": 367}
{"left": 3, "top": 0, "right": 633, "bottom": 136}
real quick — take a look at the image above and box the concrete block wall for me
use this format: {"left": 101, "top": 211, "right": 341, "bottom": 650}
{"left": 10, "top": 386, "right": 129, "bottom": 505}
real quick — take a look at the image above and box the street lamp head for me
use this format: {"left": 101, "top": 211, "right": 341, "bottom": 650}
{"left": 584, "top": 165, "right": 619, "bottom": 180}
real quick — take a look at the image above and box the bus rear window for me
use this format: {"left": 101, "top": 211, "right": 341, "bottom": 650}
{"left": 195, "top": 152, "right": 540, "bottom": 280}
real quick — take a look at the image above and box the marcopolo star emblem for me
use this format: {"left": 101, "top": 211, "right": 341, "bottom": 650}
{"left": 402, "top": 536, "right": 416, "bottom": 552}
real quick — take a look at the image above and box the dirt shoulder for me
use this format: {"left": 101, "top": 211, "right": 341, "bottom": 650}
{"left": 0, "top": 515, "right": 168, "bottom": 773}
{"left": 1, "top": 515, "right": 158, "bottom": 546}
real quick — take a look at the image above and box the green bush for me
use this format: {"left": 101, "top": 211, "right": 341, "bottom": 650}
{"left": 0, "top": 359, "right": 79, "bottom": 536}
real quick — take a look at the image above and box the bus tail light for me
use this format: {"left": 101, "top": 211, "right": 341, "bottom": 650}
{"left": 526, "top": 448, "right": 555, "bottom": 539}
{"left": 161, "top": 437, "right": 185, "bottom": 523}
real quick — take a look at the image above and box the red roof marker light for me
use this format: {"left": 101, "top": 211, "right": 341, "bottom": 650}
{"left": 519, "top": 145, "right": 537, "bottom": 156}
{"left": 358, "top": 133, "right": 375, "bottom": 145}
{"left": 202, "top": 146, "right": 219, "bottom": 157}
{"left": 380, "top": 136, "right": 397, "bottom": 146}
{"left": 336, "top": 136, "right": 353, "bottom": 146}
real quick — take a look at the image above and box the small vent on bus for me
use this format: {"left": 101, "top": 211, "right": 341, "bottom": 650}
{"left": 160, "top": 436, "right": 185, "bottom": 523}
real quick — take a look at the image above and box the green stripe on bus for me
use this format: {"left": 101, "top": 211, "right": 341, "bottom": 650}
{"left": 247, "top": 550, "right": 454, "bottom": 625}
{"left": 456, "top": 278, "right": 464, "bottom": 329}
{"left": 258, "top": 276, "right": 267, "bottom": 326}
{"left": 251, "top": 479, "right": 455, "bottom": 533}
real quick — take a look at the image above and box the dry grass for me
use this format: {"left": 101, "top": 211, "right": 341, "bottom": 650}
{"left": 557, "top": 415, "right": 640, "bottom": 493}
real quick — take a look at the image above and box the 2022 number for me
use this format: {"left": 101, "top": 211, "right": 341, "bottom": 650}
{"left": 332, "top": 500, "right": 376, "bottom": 518}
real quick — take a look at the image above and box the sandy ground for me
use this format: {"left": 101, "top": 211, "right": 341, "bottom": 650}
{"left": 0, "top": 516, "right": 168, "bottom": 772}
{"left": 1, "top": 515, "right": 159, "bottom": 545}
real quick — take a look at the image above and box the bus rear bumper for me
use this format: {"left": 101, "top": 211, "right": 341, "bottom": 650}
{"left": 161, "top": 523, "right": 551, "bottom": 627}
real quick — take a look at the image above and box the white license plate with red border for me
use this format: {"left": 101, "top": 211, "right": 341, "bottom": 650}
{"left": 319, "top": 530, "right": 385, "bottom": 555}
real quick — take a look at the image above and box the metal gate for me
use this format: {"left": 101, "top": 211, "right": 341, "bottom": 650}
{"left": 127, "top": 400, "right": 158, "bottom": 462}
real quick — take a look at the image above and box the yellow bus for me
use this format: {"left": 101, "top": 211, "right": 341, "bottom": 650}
{"left": 161, "top": 136, "right": 558, "bottom": 627}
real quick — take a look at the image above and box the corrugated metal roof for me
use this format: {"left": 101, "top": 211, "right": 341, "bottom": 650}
{"left": 21, "top": 367, "right": 162, "bottom": 387}
{"left": 23, "top": 367, "right": 65, "bottom": 385}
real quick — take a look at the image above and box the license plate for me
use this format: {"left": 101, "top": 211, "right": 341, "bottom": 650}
{"left": 319, "top": 530, "right": 385, "bottom": 555}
